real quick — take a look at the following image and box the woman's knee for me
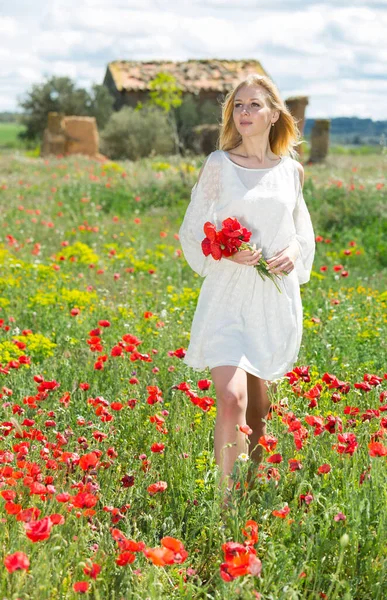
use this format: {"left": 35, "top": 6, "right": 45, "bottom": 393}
{"left": 215, "top": 381, "right": 247, "bottom": 412}
{"left": 211, "top": 366, "right": 247, "bottom": 414}
{"left": 217, "top": 388, "right": 247, "bottom": 414}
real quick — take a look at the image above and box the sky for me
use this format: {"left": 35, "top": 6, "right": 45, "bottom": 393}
{"left": 1, "top": 0, "right": 387, "bottom": 120}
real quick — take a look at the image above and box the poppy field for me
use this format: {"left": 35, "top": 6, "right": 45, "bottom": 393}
{"left": 0, "top": 150, "right": 386, "bottom": 599}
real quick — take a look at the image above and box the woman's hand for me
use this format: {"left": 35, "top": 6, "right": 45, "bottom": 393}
{"left": 266, "top": 241, "right": 299, "bottom": 275}
{"left": 226, "top": 244, "right": 262, "bottom": 265}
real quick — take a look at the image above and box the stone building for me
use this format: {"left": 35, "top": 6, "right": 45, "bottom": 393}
{"left": 103, "top": 59, "right": 271, "bottom": 110}
{"left": 103, "top": 59, "right": 309, "bottom": 155}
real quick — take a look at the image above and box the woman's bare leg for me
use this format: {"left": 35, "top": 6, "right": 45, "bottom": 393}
{"left": 246, "top": 374, "right": 277, "bottom": 481}
{"left": 210, "top": 366, "right": 249, "bottom": 494}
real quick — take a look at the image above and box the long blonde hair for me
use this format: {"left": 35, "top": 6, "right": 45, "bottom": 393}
{"left": 217, "top": 74, "right": 303, "bottom": 159}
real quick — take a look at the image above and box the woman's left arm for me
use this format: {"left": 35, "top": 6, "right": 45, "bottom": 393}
{"left": 266, "top": 162, "right": 316, "bottom": 284}
{"left": 290, "top": 162, "right": 316, "bottom": 284}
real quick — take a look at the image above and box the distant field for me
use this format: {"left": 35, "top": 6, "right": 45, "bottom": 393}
{"left": 0, "top": 121, "right": 26, "bottom": 148}
{"left": 0, "top": 119, "right": 385, "bottom": 159}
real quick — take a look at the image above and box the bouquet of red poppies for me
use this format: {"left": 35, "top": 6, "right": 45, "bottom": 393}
{"left": 201, "top": 217, "right": 286, "bottom": 293}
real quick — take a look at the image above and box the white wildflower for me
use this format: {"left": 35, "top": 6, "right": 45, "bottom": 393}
{"left": 238, "top": 453, "right": 249, "bottom": 462}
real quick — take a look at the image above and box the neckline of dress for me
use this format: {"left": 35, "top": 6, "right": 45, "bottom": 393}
{"left": 222, "top": 150, "right": 284, "bottom": 171}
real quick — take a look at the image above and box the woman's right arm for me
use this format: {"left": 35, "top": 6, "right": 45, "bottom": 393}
{"left": 178, "top": 152, "right": 221, "bottom": 277}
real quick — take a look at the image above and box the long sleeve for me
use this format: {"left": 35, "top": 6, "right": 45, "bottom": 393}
{"left": 178, "top": 151, "right": 222, "bottom": 278}
{"left": 291, "top": 167, "right": 316, "bottom": 285}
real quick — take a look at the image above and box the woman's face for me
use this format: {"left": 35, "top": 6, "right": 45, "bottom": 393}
{"left": 232, "top": 84, "right": 276, "bottom": 138}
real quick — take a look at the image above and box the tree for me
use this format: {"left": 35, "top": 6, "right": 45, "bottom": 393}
{"left": 17, "top": 75, "right": 114, "bottom": 142}
{"left": 147, "top": 72, "right": 183, "bottom": 154}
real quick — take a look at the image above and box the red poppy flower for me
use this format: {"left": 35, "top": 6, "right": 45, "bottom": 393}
{"left": 110, "top": 402, "right": 123, "bottom": 411}
{"left": 72, "top": 492, "right": 98, "bottom": 509}
{"left": 220, "top": 542, "right": 261, "bottom": 580}
{"left": 98, "top": 320, "right": 111, "bottom": 327}
{"left": 201, "top": 235, "right": 222, "bottom": 260}
{"left": 150, "top": 443, "right": 165, "bottom": 453}
{"left": 79, "top": 452, "right": 99, "bottom": 471}
{"left": 56, "top": 492, "right": 71, "bottom": 502}
{"left": 239, "top": 425, "right": 253, "bottom": 435}
{"left": 272, "top": 504, "right": 291, "bottom": 518}
{"left": 16, "top": 507, "right": 41, "bottom": 522}
{"left": 317, "top": 463, "right": 331, "bottom": 474}
{"left": 116, "top": 551, "right": 136, "bottom": 566}
{"left": 203, "top": 221, "right": 218, "bottom": 242}
{"left": 5, "top": 502, "right": 22, "bottom": 515}
{"left": 1, "top": 489, "right": 17, "bottom": 501}
{"left": 143, "top": 546, "right": 174, "bottom": 566}
{"left": 83, "top": 562, "right": 101, "bottom": 579}
{"left": 242, "top": 520, "right": 259, "bottom": 546}
{"left": 147, "top": 481, "right": 167, "bottom": 495}
{"left": 24, "top": 516, "right": 53, "bottom": 542}
{"left": 221, "top": 217, "right": 251, "bottom": 241}
{"left": 368, "top": 441, "right": 387, "bottom": 457}
{"left": 49, "top": 513, "right": 65, "bottom": 525}
{"left": 160, "top": 537, "right": 188, "bottom": 564}
{"left": 258, "top": 434, "right": 278, "bottom": 452}
{"left": 73, "top": 581, "right": 89, "bottom": 593}
{"left": 4, "top": 551, "right": 30, "bottom": 573}
{"left": 266, "top": 453, "right": 282, "bottom": 464}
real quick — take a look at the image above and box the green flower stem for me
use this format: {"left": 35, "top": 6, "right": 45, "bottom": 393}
{"left": 238, "top": 242, "right": 287, "bottom": 294}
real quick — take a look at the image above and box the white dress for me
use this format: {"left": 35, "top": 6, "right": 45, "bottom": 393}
{"left": 178, "top": 149, "right": 316, "bottom": 381}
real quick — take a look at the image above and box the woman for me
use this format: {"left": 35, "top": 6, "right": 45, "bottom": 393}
{"left": 178, "top": 74, "right": 315, "bottom": 504}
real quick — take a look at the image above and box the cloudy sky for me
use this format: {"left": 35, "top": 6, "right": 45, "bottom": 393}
{"left": 1, "top": 0, "right": 387, "bottom": 120}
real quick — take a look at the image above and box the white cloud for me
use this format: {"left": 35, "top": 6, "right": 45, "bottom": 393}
{"left": 0, "top": 16, "right": 18, "bottom": 35}
{"left": 1, "top": 0, "right": 386, "bottom": 120}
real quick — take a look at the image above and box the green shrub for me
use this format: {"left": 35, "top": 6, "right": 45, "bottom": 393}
{"left": 100, "top": 105, "right": 175, "bottom": 160}
{"left": 25, "top": 144, "right": 41, "bottom": 158}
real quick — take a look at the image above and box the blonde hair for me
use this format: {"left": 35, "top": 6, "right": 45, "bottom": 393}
{"left": 217, "top": 74, "right": 303, "bottom": 159}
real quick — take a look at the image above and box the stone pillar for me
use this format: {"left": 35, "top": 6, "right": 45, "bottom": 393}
{"left": 41, "top": 112, "right": 66, "bottom": 156}
{"left": 309, "top": 119, "right": 331, "bottom": 163}
{"left": 62, "top": 116, "right": 99, "bottom": 157}
{"left": 285, "top": 96, "right": 309, "bottom": 159}
{"left": 47, "top": 112, "right": 64, "bottom": 134}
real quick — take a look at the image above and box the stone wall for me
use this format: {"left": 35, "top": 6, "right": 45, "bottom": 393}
{"left": 41, "top": 112, "right": 103, "bottom": 158}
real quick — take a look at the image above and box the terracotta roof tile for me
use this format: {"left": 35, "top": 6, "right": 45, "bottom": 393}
{"left": 105, "top": 59, "right": 269, "bottom": 94}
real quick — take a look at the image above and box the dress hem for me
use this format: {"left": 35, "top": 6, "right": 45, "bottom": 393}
{"left": 183, "top": 356, "right": 294, "bottom": 382}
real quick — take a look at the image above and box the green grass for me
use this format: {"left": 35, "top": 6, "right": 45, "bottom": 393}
{"left": 329, "top": 144, "right": 385, "bottom": 155}
{"left": 0, "top": 150, "right": 386, "bottom": 599}
{"left": 0, "top": 122, "right": 26, "bottom": 149}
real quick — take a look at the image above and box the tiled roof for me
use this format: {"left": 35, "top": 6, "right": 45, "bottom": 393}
{"left": 104, "top": 59, "right": 269, "bottom": 94}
